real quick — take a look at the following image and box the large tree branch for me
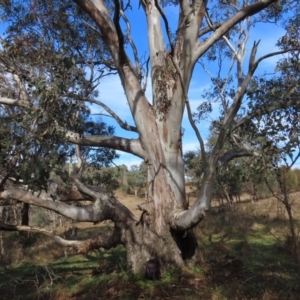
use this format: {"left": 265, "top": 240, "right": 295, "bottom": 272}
{"left": 83, "top": 97, "right": 137, "bottom": 132}
{"left": 194, "top": 0, "right": 277, "bottom": 62}
{"left": 0, "top": 187, "right": 103, "bottom": 222}
{"left": 154, "top": 0, "right": 174, "bottom": 54}
{"left": 66, "top": 131, "right": 145, "bottom": 158}
{"left": 0, "top": 96, "right": 144, "bottom": 159}
{"left": 0, "top": 96, "right": 36, "bottom": 109}
{"left": 1, "top": 183, "right": 136, "bottom": 225}
{"left": 0, "top": 94, "right": 144, "bottom": 158}
{"left": 2, "top": 146, "right": 136, "bottom": 227}
{"left": 0, "top": 222, "right": 122, "bottom": 252}
{"left": 141, "top": 0, "right": 166, "bottom": 67}
{"left": 218, "top": 148, "right": 259, "bottom": 168}
{"left": 73, "top": 0, "right": 120, "bottom": 65}
{"left": 178, "top": 46, "right": 300, "bottom": 232}
{"left": 74, "top": 0, "right": 152, "bottom": 137}
{"left": 0, "top": 222, "right": 84, "bottom": 247}
{"left": 171, "top": 172, "right": 216, "bottom": 231}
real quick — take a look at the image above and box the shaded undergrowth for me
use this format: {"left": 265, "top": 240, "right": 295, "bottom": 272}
{"left": 0, "top": 202, "right": 300, "bottom": 300}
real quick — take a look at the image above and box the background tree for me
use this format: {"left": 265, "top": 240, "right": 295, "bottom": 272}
{"left": 127, "top": 163, "right": 147, "bottom": 197}
{"left": 0, "top": 0, "right": 299, "bottom": 273}
{"left": 249, "top": 14, "right": 300, "bottom": 269}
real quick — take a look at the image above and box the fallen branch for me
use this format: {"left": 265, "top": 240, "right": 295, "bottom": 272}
{"left": 0, "top": 222, "right": 122, "bottom": 253}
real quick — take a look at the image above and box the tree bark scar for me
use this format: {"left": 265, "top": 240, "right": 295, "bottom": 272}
{"left": 196, "top": 1, "right": 207, "bottom": 25}
{"left": 163, "top": 121, "right": 168, "bottom": 143}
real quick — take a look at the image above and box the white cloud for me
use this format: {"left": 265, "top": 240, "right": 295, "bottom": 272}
{"left": 182, "top": 141, "right": 201, "bottom": 153}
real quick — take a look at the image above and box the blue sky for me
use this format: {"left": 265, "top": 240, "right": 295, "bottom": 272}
{"left": 1, "top": 2, "right": 298, "bottom": 169}
{"left": 87, "top": 3, "right": 298, "bottom": 168}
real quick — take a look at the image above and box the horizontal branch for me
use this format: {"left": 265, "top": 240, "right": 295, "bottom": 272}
{"left": 219, "top": 147, "right": 259, "bottom": 168}
{"left": 0, "top": 222, "right": 83, "bottom": 247}
{"left": 0, "top": 187, "right": 103, "bottom": 222}
{"left": 0, "top": 95, "right": 144, "bottom": 158}
{"left": 1, "top": 181, "right": 137, "bottom": 226}
{"left": 0, "top": 97, "right": 36, "bottom": 109}
{"left": 0, "top": 222, "right": 122, "bottom": 253}
{"left": 66, "top": 131, "right": 145, "bottom": 158}
{"left": 255, "top": 47, "right": 300, "bottom": 68}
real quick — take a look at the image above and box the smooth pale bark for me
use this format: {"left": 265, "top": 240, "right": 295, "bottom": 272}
{"left": 0, "top": 183, "right": 136, "bottom": 225}
{"left": 0, "top": 97, "right": 36, "bottom": 109}
{"left": 66, "top": 131, "right": 145, "bottom": 158}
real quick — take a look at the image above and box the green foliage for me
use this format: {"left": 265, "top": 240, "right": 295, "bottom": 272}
{"left": 79, "top": 119, "right": 119, "bottom": 169}
{"left": 183, "top": 150, "right": 204, "bottom": 197}
{"left": 30, "top": 209, "right": 52, "bottom": 227}
{"left": 83, "top": 167, "right": 120, "bottom": 194}
{"left": 0, "top": 0, "right": 119, "bottom": 191}
{"left": 127, "top": 163, "right": 147, "bottom": 195}
{"left": 293, "top": 168, "right": 300, "bottom": 189}
{"left": 245, "top": 13, "right": 300, "bottom": 166}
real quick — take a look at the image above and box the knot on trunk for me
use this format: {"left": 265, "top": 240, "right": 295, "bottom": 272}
{"left": 135, "top": 202, "right": 154, "bottom": 226}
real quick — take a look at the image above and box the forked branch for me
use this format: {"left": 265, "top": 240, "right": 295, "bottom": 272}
{"left": 194, "top": 0, "right": 277, "bottom": 62}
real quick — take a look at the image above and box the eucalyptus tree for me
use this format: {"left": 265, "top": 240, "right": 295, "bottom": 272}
{"left": 0, "top": 2, "right": 117, "bottom": 225}
{"left": 0, "top": 0, "right": 299, "bottom": 273}
{"left": 0, "top": 1, "right": 117, "bottom": 191}
{"left": 127, "top": 163, "right": 147, "bottom": 196}
{"left": 250, "top": 14, "right": 300, "bottom": 269}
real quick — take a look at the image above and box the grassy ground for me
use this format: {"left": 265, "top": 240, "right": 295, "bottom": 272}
{"left": 0, "top": 193, "right": 300, "bottom": 299}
